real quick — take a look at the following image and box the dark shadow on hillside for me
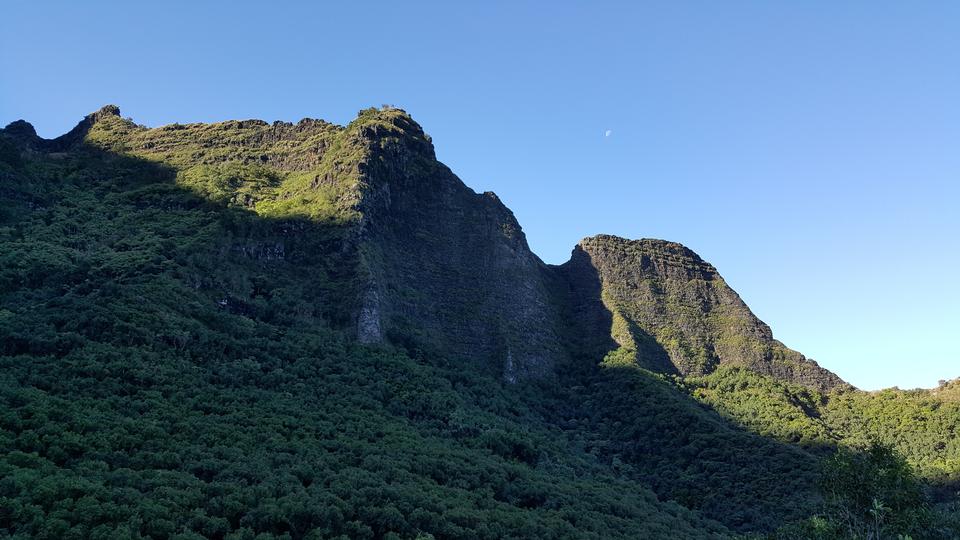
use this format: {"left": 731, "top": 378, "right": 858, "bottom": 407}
{"left": 545, "top": 245, "right": 847, "bottom": 532}
{"left": 545, "top": 242, "right": 957, "bottom": 535}
{"left": 931, "top": 478, "right": 960, "bottom": 504}
{"left": 549, "top": 245, "right": 619, "bottom": 368}
{"left": 553, "top": 245, "right": 679, "bottom": 376}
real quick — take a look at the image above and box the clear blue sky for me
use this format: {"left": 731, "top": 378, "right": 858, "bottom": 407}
{"left": 3, "top": 1, "right": 958, "bottom": 390}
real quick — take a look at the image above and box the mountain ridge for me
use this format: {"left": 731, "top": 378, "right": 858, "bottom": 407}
{"left": 2, "top": 105, "right": 847, "bottom": 392}
{"left": 563, "top": 234, "right": 848, "bottom": 392}
{"left": 3, "top": 104, "right": 960, "bottom": 538}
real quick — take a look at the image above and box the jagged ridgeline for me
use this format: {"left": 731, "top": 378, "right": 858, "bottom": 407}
{"left": 0, "top": 105, "right": 845, "bottom": 389}
{"left": 1, "top": 106, "right": 958, "bottom": 539}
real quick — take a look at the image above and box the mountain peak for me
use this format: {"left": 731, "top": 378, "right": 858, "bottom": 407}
{"left": 2, "top": 119, "right": 38, "bottom": 140}
{"left": 0, "top": 106, "right": 123, "bottom": 150}
{"left": 565, "top": 234, "right": 848, "bottom": 391}
{"left": 346, "top": 106, "right": 434, "bottom": 158}
{"left": 88, "top": 104, "right": 121, "bottom": 122}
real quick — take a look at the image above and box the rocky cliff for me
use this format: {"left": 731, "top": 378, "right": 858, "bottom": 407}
{"left": 337, "top": 108, "right": 565, "bottom": 380}
{"left": 558, "top": 235, "right": 848, "bottom": 392}
{"left": 1, "top": 105, "right": 847, "bottom": 391}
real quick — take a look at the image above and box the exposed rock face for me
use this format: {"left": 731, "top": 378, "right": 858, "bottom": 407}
{"left": 356, "top": 287, "right": 383, "bottom": 344}
{"left": 560, "top": 235, "right": 848, "bottom": 392}
{"left": 2, "top": 105, "right": 849, "bottom": 391}
{"left": 345, "top": 109, "right": 564, "bottom": 379}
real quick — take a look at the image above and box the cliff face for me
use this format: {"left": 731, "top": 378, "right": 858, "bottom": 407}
{"left": 559, "top": 235, "right": 848, "bottom": 392}
{"left": 342, "top": 114, "right": 848, "bottom": 391}
{"left": 344, "top": 109, "right": 565, "bottom": 380}
{"left": 1, "top": 105, "right": 846, "bottom": 390}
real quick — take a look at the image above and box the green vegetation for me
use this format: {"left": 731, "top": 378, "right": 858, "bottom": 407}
{"left": 681, "top": 367, "right": 960, "bottom": 537}
{"left": 825, "top": 386, "right": 960, "bottom": 484}
{"left": 819, "top": 442, "right": 932, "bottom": 538}
{"left": 681, "top": 367, "right": 960, "bottom": 488}
{"left": 1, "top": 107, "right": 958, "bottom": 538}
{"left": 775, "top": 442, "right": 944, "bottom": 539}
{"left": 0, "top": 117, "right": 734, "bottom": 539}
{"left": 684, "top": 366, "right": 833, "bottom": 445}
{"left": 581, "top": 353, "right": 823, "bottom": 531}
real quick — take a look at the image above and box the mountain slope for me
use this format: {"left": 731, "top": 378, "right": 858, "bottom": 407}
{"left": 0, "top": 109, "right": 732, "bottom": 539}
{"left": 560, "top": 235, "right": 848, "bottom": 392}
{"left": 1, "top": 105, "right": 957, "bottom": 538}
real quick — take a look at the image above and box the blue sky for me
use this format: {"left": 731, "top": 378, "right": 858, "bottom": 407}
{"left": 2, "top": 1, "right": 958, "bottom": 390}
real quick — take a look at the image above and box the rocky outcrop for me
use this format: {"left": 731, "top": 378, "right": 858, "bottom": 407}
{"left": 559, "top": 235, "right": 849, "bottom": 392}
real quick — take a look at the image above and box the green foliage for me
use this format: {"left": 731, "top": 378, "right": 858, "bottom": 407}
{"left": 824, "top": 389, "right": 960, "bottom": 484}
{"left": 681, "top": 366, "right": 960, "bottom": 493}
{"left": 576, "top": 359, "right": 823, "bottom": 532}
{"left": 684, "top": 366, "right": 832, "bottom": 445}
{"left": 770, "top": 443, "right": 959, "bottom": 539}
{"left": 0, "top": 123, "right": 732, "bottom": 538}
{"left": 679, "top": 370, "right": 960, "bottom": 537}
{"left": 819, "top": 442, "right": 931, "bottom": 538}
{"left": 176, "top": 163, "right": 281, "bottom": 208}
{"left": 3, "top": 107, "right": 958, "bottom": 538}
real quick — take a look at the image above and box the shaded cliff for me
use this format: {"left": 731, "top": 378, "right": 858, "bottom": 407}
{"left": 343, "top": 109, "right": 565, "bottom": 380}
{"left": 558, "top": 235, "right": 849, "bottom": 392}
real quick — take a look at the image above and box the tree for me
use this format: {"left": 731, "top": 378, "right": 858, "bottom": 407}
{"left": 820, "top": 442, "right": 931, "bottom": 539}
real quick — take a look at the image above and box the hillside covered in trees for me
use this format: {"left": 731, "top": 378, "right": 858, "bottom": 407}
{"left": 1, "top": 106, "right": 958, "bottom": 539}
